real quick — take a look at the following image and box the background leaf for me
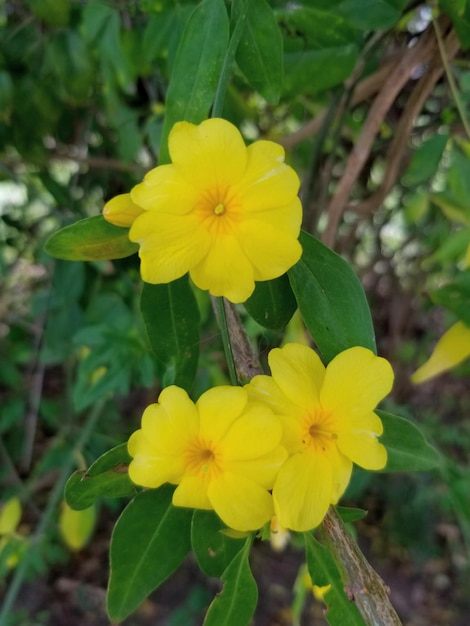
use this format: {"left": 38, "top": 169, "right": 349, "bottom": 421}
{"left": 244, "top": 275, "right": 296, "bottom": 330}
{"left": 288, "top": 231, "right": 376, "bottom": 361}
{"left": 141, "top": 278, "right": 200, "bottom": 390}
{"left": 44, "top": 216, "right": 138, "bottom": 261}
{"left": 107, "top": 486, "right": 193, "bottom": 622}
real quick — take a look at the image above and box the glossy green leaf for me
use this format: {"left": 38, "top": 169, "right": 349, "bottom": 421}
{"left": 203, "top": 538, "right": 257, "bottom": 626}
{"left": 283, "top": 45, "right": 358, "bottom": 96}
{"left": 159, "top": 0, "right": 229, "bottom": 163}
{"left": 378, "top": 410, "right": 441, "bottom": 472}
{"left": 402, "top": 134, "right": 448, "bottom": 186}
{"left": 191, "top": 510, "right": 245, "bottom": 578}
{"left": 44, "top": 216, "right": 138, "bottom": 261}
{"left": 288, "top": 231, "right": 376, "bottom": 362}
{"left": 244, "top": 275, "right": 296, "bottom": 330}
{"left": 304, "top": 533, "right": 364, "bottom": 626}
{"left": 234, "top": 0, "right": 283, "bottom": 103}
{"left": 107, "top": 486, "right": 193, "bottom": 622}
{"left": 141, "top": 278, "right": 200, "bottom": 390}
{"left": 431, "top": 270, "right": 470, "bottom": 326}
{"left": 65, "top": 444, "right": 136, "bottom": 510}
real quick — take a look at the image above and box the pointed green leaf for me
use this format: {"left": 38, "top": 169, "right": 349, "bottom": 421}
{"left": 45, "top": 216, "right": 138, "bottom": 261}
{"left": 288, "top": 231, "right": 376, "bottom": 362}
{"left": 159, "top": 0, "right": 229, "bottom": 163}
{"left": 378, "top": 410, "right": 441, "bottom": 472}
{"left": 234, "top": 0, "right": 283, "bottom": 103}
{"left": 402, "top": 134, "right": 448, "bottom": 187}
{"left": 304, "top": 533, "right": 364, "bottom": 626}
{"left": 65, "top": 444, "right": 136, "bottom": 510}
{"left": 107, "top": 486, "right": 193, "bottom": 622}
{"left": 244, "top": 275, "right": 296, "bottom": 330}
{"left": 203, "top": 538, "right": 257, "bottom": 626}
{"left": 431, "top": 270, "right": 470, "bottom": 327}
{"left": 335, "top": 506, "right": 368, "bottom": 524}
{"left": 191, "top": 510, "right": 245, "bottom": 578}
{"left": 141, "top": 278, "right": 200, "bottom": 390}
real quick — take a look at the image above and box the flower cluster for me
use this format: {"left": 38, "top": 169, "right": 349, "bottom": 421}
{"left": 128, "top": 344, "right": 393, "bottom": 532}
{"left": 103, "top": 118, "right": 302, "bottom": 304}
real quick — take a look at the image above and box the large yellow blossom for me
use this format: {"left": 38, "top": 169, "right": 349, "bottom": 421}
{"left": 103, "top": 118, "right": 302, "bottom": 303}
{"left": 127, "top": 385, "right": 287, "bottom": 531}
{"left": 246, "top": 343, "right": 394, "bottom": 532}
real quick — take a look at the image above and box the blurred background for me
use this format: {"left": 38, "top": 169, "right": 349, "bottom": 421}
{"left": 1, "top": 1, "right": 469, "bottom": 624}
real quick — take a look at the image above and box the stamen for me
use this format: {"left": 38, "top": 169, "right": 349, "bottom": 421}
{"left": 214, "top": 203, "right": 225, "bottom": 215}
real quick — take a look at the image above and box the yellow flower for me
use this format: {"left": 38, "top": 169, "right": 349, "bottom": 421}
{"left": 411, "top": 321, "right": 470, "bottom": 384}
{"left": 103, "top": 193, "right": 144, "bottom": 228}
{"left": 246, "top": 343, "right": 393, "bottom": 532}
{"left": 127, "top": 385, "right": 287, "bottom": 531}
{"left": 104, "top": 118, "right": 302, "bottom": 303}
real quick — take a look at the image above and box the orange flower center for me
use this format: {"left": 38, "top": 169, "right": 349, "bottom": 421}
{"left": 302, "top": 407, "right": 337, "bottom": 452}
{"left": 184, "top": 439, "right": 222, "bottom": 478}
{"left": 195, "top": 186, "right": 240, "bottom": 235}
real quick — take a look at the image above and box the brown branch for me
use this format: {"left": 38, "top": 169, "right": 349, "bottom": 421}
{"left": 322, "top": 508, "right": 403, "bottom": 626}
{"left": 322, "top": 22, "right": 440, "bottom": 249}
{"left": 353, "top": 27, "right": 461, "bottom": 217}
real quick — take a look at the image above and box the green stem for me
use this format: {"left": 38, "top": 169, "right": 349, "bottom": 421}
{"left": 217, "top": 297, "right": 239, "bottom": 386}
{"left": 0, "top": 400, "right": 105, "bottom": 626}
{"left": 211, "top": 0, "right": 249, "bottom": 118}
{"left": 433, "top": 16, "right": 470, "bottom": 140}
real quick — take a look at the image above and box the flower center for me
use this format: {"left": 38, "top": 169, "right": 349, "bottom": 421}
{"left": 302, "top": 408, "right": 337, "bottom": 452}
{"left": 214, "top": 203, "right": 225, "bottom": 216}
{"left": 185, "top": 439, "right": 221, "bottom": 478}
{"left": 196, "top": 187, "right": 240, "bottom": 235}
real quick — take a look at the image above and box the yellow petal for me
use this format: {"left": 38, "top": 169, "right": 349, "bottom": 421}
{"left": 237, "top": 218, "right": 302, "bottom": 281}
{"left": 337, "top": 431, "right": 387, "bottom": 470}
{"left": 169, "top": 118, "right": 247, "bottom": 189}
{"left": 225, "top": 446, "right": 287, "bottom": 490}
{"left": 59, "top": 503, "right": 96, "bottom": 552}
{"left": 208, "top": 472, "right": 274, "bottom": 531}
{"left": 273, "top": 451, "right": 332, "bottom": 531}
{"left": 102, "top": 193, "right": 145, "bottom": 227}
{"left": 411, "top": 321, "right": 470, "bottom": 383}
{"left": 173, "top": 474, "right": 212, "bottom": 510}
{"left": 320, "top": 347, "right": 394, "bottom": 422}
{"left": 127, "top": 431, "right": 185, "bottom": 487}
{"left": 190, "top": 234, "right": 255, "bottom": 302}
{"left": 145, "top": 386, "right": 199, "bottom": 448}
{"left": 221, "top": 401, "right": 282, "bottom": 460}
{"left": 131, "top": 164, "right": 199, "bottom": 214}
{"left": 130, "top": 210, "right": 210, "bottom": 284}
{"left": 268, "top": 343, "right": 325, "bottom": 410}
{"left": 197, "top": 386, "right": 248, "bottom": 444}
{"left": 330, "top": 450, "right": 353, "bottom": 504}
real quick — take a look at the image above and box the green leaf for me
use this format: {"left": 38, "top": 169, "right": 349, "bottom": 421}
{"left": 338, "top": 0, "right": 402, "bottom": 30}
{"left": 304, "top": 533, "right": 365, "bottom": 626}
{"left": 203, "top": 538, "right": 257, "bottom": 626}
{"left": 107, "top": 486, "right": 193, "bottom": 622}
{"left": 159, "top": 0, "right": 229, "bottom": 163}
{"left": 283, "top": 45, "right": 358, "bottom": 96}
{"left": 402, "top": 134, "right": 448, "bottom": 186}
{"left": 378, "top": 410, "right": 441, "bottom": 472}
{"left": 141, "top": 279, "right": 200, "bottom": 390}
{"left": 191, "top": 510, "right": 245, "bottom": 578}
{"left": 44, "top": 216, "right": 138, "bottom": 261}
{"left": 439, "top": 0, "right": 470, "bottom": 49}
{"left": 335, "top": 506, "right": 368, "bottom": 524}
{"left": 234, "top": 0, "right": 283, "bottom": 103}
{"left": 431, "top": 270, "right": 470, "bottom": 326}
{"left": 65, "top": 444, "right": 137, "bottom": 510}
{"left": 288, "top": 231, "right": 376, "bottom": 362}
{"left": 244, "top": 275, "right": 296, "bottom": 330}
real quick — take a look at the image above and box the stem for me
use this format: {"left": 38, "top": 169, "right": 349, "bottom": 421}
{"left": 216, "top": 297, "right": 239, "bottom": 386}
{"left": 433, "top": 17, "right": 470, "bottom": 140}
{"left": 0, "top": 401, "right": 105, "bottom": 626}
{"left": 211, "top": 0, "right": 249, "bottom": 118}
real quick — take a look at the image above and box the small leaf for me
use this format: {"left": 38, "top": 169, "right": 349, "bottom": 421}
{"left": 191, "top": 510, "right": 245, "bottom": 578}
{"left": 65, "top": 444, "right": 137, "bottom": 510}
{"left": 335, "top": 506, "right": 367, "bottom": 524}
{"left": 107, "top": 486, "right": 193, "bottom": 622}
{"left": 402, "top": 134, "right": 448, "bottom": 186}
{"left": 378, "top": 410, "right": 441, "bottom": 472}
{"left": 159, "top": 0, "right": 229, "bottom": 163}
{"left": 431, "top": 271, "right": 470, "bottom": 327}
{"left": 141, "top": 279, "right": 200, "bottom": 390}
{"left": 288, "top": 231, "right": 376, "bottom": 362}
{"left": 304, "top": 533, "right": 364, "bottom": 625}
{"left": 59, "top": 502, "right": 96, "bottom": 551}
{"left": 203, "top": 538, "right": 257, "bottom": 626}
{"left": 244, "top": 275, "right": 296, "bottom": 330}
{"left": 45, "top": 216, "right": 138, "bottom": 261}
{"left": 234, "top": 0, "right": 283, "bottom": 103}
